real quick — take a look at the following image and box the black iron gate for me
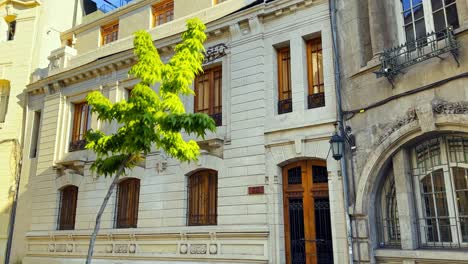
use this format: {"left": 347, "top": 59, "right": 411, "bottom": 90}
{"left": 314, "top": 198, "right": 333, "bottom": 264}
{"left": 289, "top": 198, "right": 306, "bottom": 264}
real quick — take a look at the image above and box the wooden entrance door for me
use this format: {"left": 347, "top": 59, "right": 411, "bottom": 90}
{"left": 283, "top": 160, "right": 333, "bottom": 264}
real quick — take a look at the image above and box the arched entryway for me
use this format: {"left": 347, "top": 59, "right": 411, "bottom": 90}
{"left": 283, "top": 160, "right": 333, "bottom": 264}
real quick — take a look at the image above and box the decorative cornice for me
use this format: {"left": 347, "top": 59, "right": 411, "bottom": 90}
{"left": 379, "top": 108, "right": 418, "bottom": 144}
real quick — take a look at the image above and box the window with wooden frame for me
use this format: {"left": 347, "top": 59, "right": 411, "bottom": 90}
{"left": 101, "top": 21, "right": 119, "bottom": 45}
{"left": 0, "top": 81, "right": 10, "bottom": 123}
{"left": 116, "top": 178, "right": 140, "bottom": 229}
{"left": 194, "top": 66, "right": 222, "bottom": 126}
{"left": 58, "top": 185, "right": 78, "bottom": 230}
{"left": 70, "top": 102, "right": 91, "bottom": 152}
{"left": 214, "top": 0, "right": 228, "bottom": 4}
{"left": 277, "top": 47, "right": 292, "bottom": 114}
{"left": 152, "top": 0, "right": 174, "bottom": 27}
{"left": 187, "top": 170, "right": 217, "bottom": 226}
{"left": 307, "top": 37, "right": 325, "bottom": 109}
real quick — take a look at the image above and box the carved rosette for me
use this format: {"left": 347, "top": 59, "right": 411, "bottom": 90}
{"left": 209, "top": 244, "right": 218, "bottom": 254}
{"left": 179, "top": 244, "right": 188, "bottom": 254}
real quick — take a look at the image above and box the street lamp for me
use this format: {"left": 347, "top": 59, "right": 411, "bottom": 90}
{"left": 329, "top": 132, "right": 344, "bottom": 161}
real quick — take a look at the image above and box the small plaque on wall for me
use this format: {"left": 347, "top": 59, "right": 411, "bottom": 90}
{"left": 248, "top": 186, "right": 264, "bottom": 195}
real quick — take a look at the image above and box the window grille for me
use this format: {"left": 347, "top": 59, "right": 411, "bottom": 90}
{"left": 412, "top": 135, "right": 468, "bottom": 248}
{"left": 377, "top": 170, "right": 401, "bottom": 248}
{"left": 7, "top": 20, "right": 16, "bottom": 41}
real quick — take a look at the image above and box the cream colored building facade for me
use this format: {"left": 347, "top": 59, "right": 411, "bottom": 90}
{"left": 335, "top": 0, "right": 468, "bottom": 263}
{"left": 14, "top": 0, "right": 350, "bottom": 263}
{"left": 0, "top": 0, "right": 79, "bottom": 263}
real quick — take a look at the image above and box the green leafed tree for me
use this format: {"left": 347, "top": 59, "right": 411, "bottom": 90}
{"left": 84, "top": 18, "right": 215, "bottom": 264}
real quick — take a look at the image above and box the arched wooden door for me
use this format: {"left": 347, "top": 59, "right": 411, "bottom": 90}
{"left": 283, "top": 160, "right": 333, "bottom": 264}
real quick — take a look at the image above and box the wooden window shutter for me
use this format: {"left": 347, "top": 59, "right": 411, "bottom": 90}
{"left": 116, "top": 178, "right": 140, "bottom": 228}
{"left": 194, "top": 66, "right": 222, "bottom": 126}
{"left": 188, "top": 170, "right": 217, "bottom": 226}
{"left": 58, "top": 186, "right": 78, "bottom": 230}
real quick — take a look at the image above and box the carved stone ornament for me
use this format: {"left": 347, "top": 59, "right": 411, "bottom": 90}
{"left": 66, "top": 244, "right": 74, "bottom": 253}
{"left": 432, "top": 99, "right": 468, "bottom": 115}
{"left": 129, "top": 244, "right": 136, "bottom": 254}
{"left": 379, "top": 108, "right": 418, "bottom": 144}
{"left": 180, "top": 244, "right": 188, "bottom": 254}
{"left": 203, "top": 43, "right": 228, "bottom": 65}
{"left": 105, "top": 244, "right": 113, "bottom": 253}
{"left": 190, "top": 244, "right": 207, "bottom": 254}
{"left": 209, "top": 244, "right": 218, "bottom": 254}
{"left": 114, "top": 244, "right": 129, "bottom": 253}
{"left": 48, "top": 244, "right": 55, "bottom": 252}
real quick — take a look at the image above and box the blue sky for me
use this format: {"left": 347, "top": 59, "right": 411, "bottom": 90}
{"left": 92, "top": 0, "right": 131, "bottom": 9}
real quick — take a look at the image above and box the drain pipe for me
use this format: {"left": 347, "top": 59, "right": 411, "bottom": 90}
{"left": 329, "top": 0, "right": 355, "bottom": 263}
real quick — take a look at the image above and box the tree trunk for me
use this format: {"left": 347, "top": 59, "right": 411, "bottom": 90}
{"left": 86, "top": 155, "right": 132, "bottom": 264}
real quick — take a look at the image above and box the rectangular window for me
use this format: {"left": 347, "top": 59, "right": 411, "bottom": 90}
{"left": 188, "top": 170, "right": 217, "bottom": 226}
{"left": 58, "top": 186, "right": 78, "bottom": 230}
{"left": 194, "top": 66, "right": 222, "bottom": 126}
{"left": 30, "top": 111, "right": 41, "bottom": 158}
{"left": 7, "top": 20, "right": 16, "bottom": 41}
{"left": 116, "top": 178, "right": 140, "bottom": 229}
{"left": 101, "top": 21, "right": 119, "bottom": 45}
{"left": 400, "top": 0, "right": 459, "bottom": 44}
{"left": 307, "top": 37, "right": 325, "bottom": 109}
{"left": 70, "top": 102, "right": 91, "bottom": 152}
{"left": 277, "top": 47, "right": 292, "bottom": 114}
{"left": 153, "top": 0, "right": 174, "bottom": 27}
{"left": 0, "top": 82, "right": 10, "bottom": 123}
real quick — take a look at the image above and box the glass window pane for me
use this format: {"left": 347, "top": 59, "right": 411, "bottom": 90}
{"left": 413, "top": 4, "right": 425, "bottom": 20}
{"left": 461, "top": 217, "right": 468, "bottom": 242}
{"left": 433, "top": 10, "right": 446, "bottom": 32}
{"left": 402, "top": 0, "right": 411, "bottom": 11}
{"left": 446, "top": 4, "right": 460, "bottom": 29}
{"left": 438, "top": 218, "right": 452, "bottom": 242}
{"left": 405, "top": 24, "right": 415, "bottom": 42}
{"left": 415, "top": 18, "right": 427, "bottom": 39}
{"left": 431, "top": 0, "right": 443, "bottom": 11}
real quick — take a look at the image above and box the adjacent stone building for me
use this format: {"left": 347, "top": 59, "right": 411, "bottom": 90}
{"left": 335, "top": 0, "right": 468, "bottom": 263}
{"left": 0, "top": 0, "right": 79, "bottom": 263}
{"left": 15, "top": 0, "right": 349, "bottom": 263}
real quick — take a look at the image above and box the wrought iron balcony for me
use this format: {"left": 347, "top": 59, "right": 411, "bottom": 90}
{"left": 210, "top": 112, "right": 222, "bottom": 127}
{"left": 308, "top": 92, "right": 325, "bottom": 109}
{"left": 278, "top": 98, "right": 293, "bottom": 114}
{"left": 69, "top": 139, "right": 87, "bottom": 152}
{"left": 376, "top": 26, "right": 460, "bottom": 86}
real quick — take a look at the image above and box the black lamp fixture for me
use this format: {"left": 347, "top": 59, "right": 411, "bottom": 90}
{"left": 329, "top": 132, "right": 344, "bottom": 161}
{"left": 329, "top": 122, "right": 356, "bottom": 161}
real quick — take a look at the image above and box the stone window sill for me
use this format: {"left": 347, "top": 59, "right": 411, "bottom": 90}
{"left": 375, "top": 248, "right": 468, "bottom": 261}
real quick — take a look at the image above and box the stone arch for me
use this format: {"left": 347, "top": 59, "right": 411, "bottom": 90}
{"left": 355, "top": 115, "right": 468, "bottom": 216}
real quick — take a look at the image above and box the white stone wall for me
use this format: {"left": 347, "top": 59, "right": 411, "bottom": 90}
{"left": 19, "top": 0, "right": 348, "bottom": 263}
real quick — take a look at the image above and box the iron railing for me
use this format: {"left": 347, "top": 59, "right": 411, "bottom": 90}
{"left": 69, "top": 139, "right": 87, "bottom": 152}
{"left": 376, "top": 26, "right": 460, "bottom": 86}
{"left": 308, "top": 92, "right": 325, "bottom": 109}
{"left": 278, "top": 98, "right": 293, "bottom": 114}
{"left": 210, "top": 112, "right": 222, "bottom": 127}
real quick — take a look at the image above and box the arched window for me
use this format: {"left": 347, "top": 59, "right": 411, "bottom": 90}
{"left": 377, "top": 168, "right": 401, "bottom": 248}
{"left": 187, "top": 170, "right": 217, "bottom": 226}
{"left": 412, "top": 135, "right": 468, "bottom": 248}
{"left": 116, "top": 178, "right": 140, "bottom": 228}
{"left": 58, "top": 185, "right": 78, "bottom": 230}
